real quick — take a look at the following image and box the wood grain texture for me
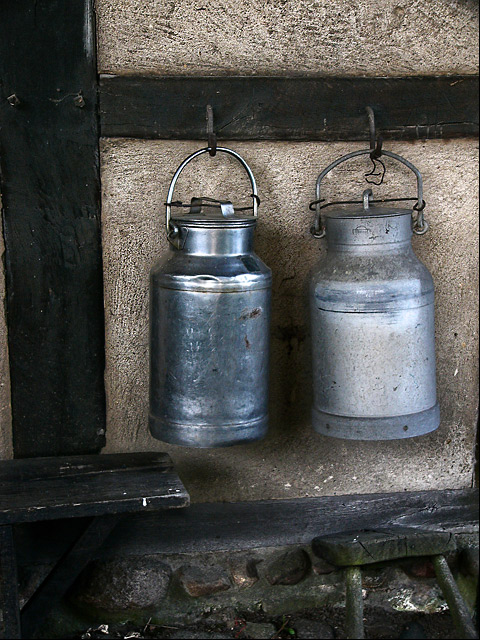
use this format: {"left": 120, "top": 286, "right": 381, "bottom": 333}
{"left": 99, "top": 489, "right": 478, "bottom": 556}
{"left": 0, "top": 0, "right": 105, "bottom": 457}
{"left": 0, "top": 453, "right": 189, "bottom": 524}
{"left": 312, "top": 528, "right": 457, "bottom": 565}
{"left": 99, "top": 75, "right": 479, "bottom": 141}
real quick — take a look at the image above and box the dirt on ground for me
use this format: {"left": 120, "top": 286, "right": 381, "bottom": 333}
{"left": 73, "top": 606, "right": 464, "bottom": 640}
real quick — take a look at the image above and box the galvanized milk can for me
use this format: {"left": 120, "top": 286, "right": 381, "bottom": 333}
{"left": 149, "top": 147, "right": 271, "bottom": 447}
{"left": 309, "top": 149, "right": 440, "bottom": 440}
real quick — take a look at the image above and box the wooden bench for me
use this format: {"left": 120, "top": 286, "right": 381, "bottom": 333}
{"left": 0, "top": 452, "right": 190, "bottom": 639}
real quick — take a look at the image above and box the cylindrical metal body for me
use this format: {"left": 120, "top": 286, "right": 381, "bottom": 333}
{"left": 149, "top": 148, "right": 271, "bottom": 447}
{"left": 310, "top": 201, "right": 439, "bottom": 440}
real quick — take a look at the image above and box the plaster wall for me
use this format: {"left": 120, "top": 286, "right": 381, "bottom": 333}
{"left": 97, "top": 0, "right": 479, "bottom": 502}
{"left": 101, "top": 139, "right": 479, "bottom": 502}
{"left": 96, "top": 0, "right": 479, "bottom": 76}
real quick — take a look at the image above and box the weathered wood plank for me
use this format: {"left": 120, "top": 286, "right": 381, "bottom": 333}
{"left": 0, "top": 453, "right": 190, "bottom": 524}
{"left": 98, "top": 489, "right": 478, "bottom": 557}
{"left": 99, "top": 75, "right": 479, "bottom": 141}
{"left": 0, "top": 0, "right": 105, "bottom": 457}
{"left": 312, "top": 528, "right": 457, "bottom": 566}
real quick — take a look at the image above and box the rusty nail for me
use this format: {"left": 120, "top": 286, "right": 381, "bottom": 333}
{"left": 7, "top": 94, "right": 20, "bottom": 107}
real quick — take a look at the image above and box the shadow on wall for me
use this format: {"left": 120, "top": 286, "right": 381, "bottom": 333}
{"left": 257, "top": 220, "right": 314, "bottom": 438}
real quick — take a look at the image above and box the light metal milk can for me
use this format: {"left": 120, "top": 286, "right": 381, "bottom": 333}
{"left": 309, "top": 149, "right": 440, "bottom": 440}
{"left": 149, "top": 147, "right": 271, "bottom": 447}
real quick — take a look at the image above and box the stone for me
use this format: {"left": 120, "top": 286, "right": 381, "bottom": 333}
{"left": 76, "top": 557, "right": 171, "bottom": 610}
{"left": 459, "top": 546, "right": 479, "bottom": 577}
{"left": 361, "top": 570, "right": 388, "bottom": 589}
{"left": 293, "top": 618, "right": 335, "bottom": 639}
{"left": 399, "top": 621, "right": 427, "bottom": 639}
{"left": 312, "top": 558, "right": 336, "bottom": 576}
{"left": 243, "top": 622, "right": 276, "bottom": 639}
{"left": 387, "top": 582, "right": 446, "bottom": 614}
{"left": 169, "top": 630, "right": 231, "bottom": 640}
{"left": 178, "top": 565, "right": 231, "bottom": 597}
{"left": 229, "top": 558, "right": 260, "bottom": 589}
{"left": 402, "top": 559, "right": 436, "bottom": 579}
{"left": 265, "top": 549, "right": 310, "bottom": 586}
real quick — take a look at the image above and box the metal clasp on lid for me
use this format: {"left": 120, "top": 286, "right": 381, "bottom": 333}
{"left": 363, "top": 188, "right": 373, "bottom": 210}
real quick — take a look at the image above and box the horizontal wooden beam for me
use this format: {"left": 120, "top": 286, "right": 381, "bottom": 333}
{"left": 14, "top": 489, "right": 478, "bottom": 571}
{"left": 100, "top": 75, "right": 479, "bottom": 141}
{"left": 98, "top": 488, "right": 478, "bottom": 556}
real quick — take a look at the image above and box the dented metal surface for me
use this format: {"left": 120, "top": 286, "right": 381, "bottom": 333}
{"left": 310, "top": 173, "right": 440, "bottom": 440}
{"left": 149, "top": 148, "right": 271, "bottom": 447}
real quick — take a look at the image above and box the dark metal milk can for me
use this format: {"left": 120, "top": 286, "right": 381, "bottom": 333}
{"left": 309, "top": 149, "right": 440, "bottom": 440}
{"left": 149, "top": 147, "right": 271, "bottom": 447}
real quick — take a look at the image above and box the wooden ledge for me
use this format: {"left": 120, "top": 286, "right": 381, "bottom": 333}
{"left": 99, "top": 487, "right": 478, "bottom": 557}
{"left": 0, "top": 452, "right": 190, "bottom": 525}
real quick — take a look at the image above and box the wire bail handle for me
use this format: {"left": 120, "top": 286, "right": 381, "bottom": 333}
{"left": 165, "top": 147, "right": 259, "bottom": 241}
{"left": 311, "top": 149, "right": 427, "bottom": 239}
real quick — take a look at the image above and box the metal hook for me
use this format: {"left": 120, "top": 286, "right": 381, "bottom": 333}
{"left": 206, "top": 105, "right": 217, "bottom": 157}
{"left": 365, "top": 106, "right": 384, "bottom": 185}
{"left": 366, "top": 106, "right": 383, "bottom": 160}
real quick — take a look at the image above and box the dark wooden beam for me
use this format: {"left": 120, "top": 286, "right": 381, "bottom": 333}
{"left": 99, "top": 75, "right": 479, "bottom": 141}
{"left": 0, "top": 452, "right": 190, "bottom": 525}
{"left": 0, "top": 0, "right": 105, "bottom": 457}
{"left": 20, "top": 515, "right": 123, "bottom": 639}
{"left": 97, "top": 488, "right": 479, "bottom": 557}
{"left": 0, "top": 526, "right": 21, "bottom": 639}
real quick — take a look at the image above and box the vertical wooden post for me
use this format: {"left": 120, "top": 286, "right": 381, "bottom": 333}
{"left": 0, "top": 0, "right": 105, "bottom": 457}
{"left": 0, "top": 526, "right": 21, "bottom": 639}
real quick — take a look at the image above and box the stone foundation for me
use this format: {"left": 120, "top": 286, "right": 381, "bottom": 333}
{"left": 30, "top": 533, "right": 478, "bottom": 638}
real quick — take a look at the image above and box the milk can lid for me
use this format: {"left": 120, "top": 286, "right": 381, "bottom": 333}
{"left": 323, "top": 202, "right": 412, "bottom": 219}
{"left": 171, "top": 198, "right": 257, "bottom": 228}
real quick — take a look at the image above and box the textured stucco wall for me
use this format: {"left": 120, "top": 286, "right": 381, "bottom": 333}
{"left": 101, "top": 139, "right": 479, "bottom": 502}
{"left": 96, "top": 0, "right": 479, "bottom": 76}
{"left": 0, "top": 211, "right": 12, "bottom": 459}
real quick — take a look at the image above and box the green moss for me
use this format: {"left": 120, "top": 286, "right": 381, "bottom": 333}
{"left": 456, "top": 573, "right": 478, "bottom": 616}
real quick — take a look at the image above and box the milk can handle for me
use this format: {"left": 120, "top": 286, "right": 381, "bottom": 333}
{"left": 165, "top": 147, "right": 258, "bottom": 235}
{"left": 312, "top": 149, "right": 426, "bottom": 238}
